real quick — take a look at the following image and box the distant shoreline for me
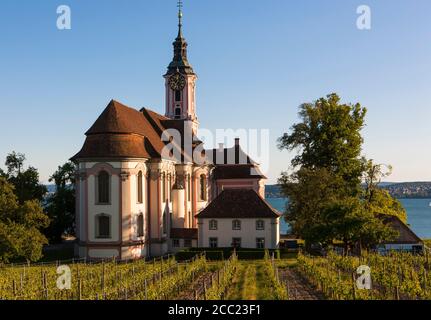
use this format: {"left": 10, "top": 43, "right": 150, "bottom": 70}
{"left": 266, "top": 196, "right": 431, "bottom": 200}
{"left": 266, "top": 182, "right": 431, "bottom": 200}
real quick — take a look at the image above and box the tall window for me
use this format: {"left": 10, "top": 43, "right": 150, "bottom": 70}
{"left": 137, "top": 213, "right": 144, "bottom": 238}
{"left": 175, "top": 90, "right": 181, "bottom": 102}
{"left": 256, "top": 238, "right": 265, "bottom": 249}
{"left": 168, "top": 174, "right": 172, "bottom": 202}
{"left": 209, "top": 238, "right": 218, "bottom": 248}
{"left": 172, "top": 239, "right": 180, "bottom": 248}
{"left": 162, "top": 173, "right": 166, "bottom": 202}
{"left": 137, "top": 171, "right": 143, "bottom": 204}
{"left": 187, "top": 176, "right": 191, "bottom": 201}
{"left": 200, "top": 174, "right": 207, "bottom": 201}
{"left": 256, "top": 220, "right": 265, "bottom": 231}
{"left": 162, "top": 212, "right": 167, "bottom": 235}
{"left": 209, "top": 220, "right": 218, "bottom": 230}
{"left": 232, "top": 220, "right": 241, "bottom": 230}
{"left": 97, "top": 171, "right": 110, "bottom": 204}
{"left": 175, "top": 107, "right": 181, "bottom": 119}
{"left": 96, "top": 214, "right": 111, "bottom": 239}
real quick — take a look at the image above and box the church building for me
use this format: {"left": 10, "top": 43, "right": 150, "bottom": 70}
{"left": 72, "top": 4, "right": 280, "bottom": 260}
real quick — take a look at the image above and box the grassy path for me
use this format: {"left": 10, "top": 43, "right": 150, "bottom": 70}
{"left": 225, "top": 261, "right": 282, "bottom": 300}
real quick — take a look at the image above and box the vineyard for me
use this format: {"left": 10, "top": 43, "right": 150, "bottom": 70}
{"left": 0, "top": 252, "right": 293, "bottom": 301}
{"left": 296, "top": 251, "right": 431, "bottom": 300}
{"left": 0, "top": 253, "right": 251, "bottom": 300}
{"left": 0, "top": 254, "right": 209, "bottom": 300}
{"left": 2, "top": 250, "right": 430, "bottom": 300}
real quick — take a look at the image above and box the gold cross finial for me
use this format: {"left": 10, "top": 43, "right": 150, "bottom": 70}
{"left": 177, "top": 0, "right": 183, "bottom": 21}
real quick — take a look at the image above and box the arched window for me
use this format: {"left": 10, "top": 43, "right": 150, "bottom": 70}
{"left": 209, "top": 220, "right": 218, "bottom": 230}
{"left": 200, "top": 174, "right": 207, "bottom": 201}
{"left": 175, "top": 90, "right": 181, "bottom": 102}
{"left": 97, "top": 171, "right": 110, "bottom": 204}
{"left": 96, "top": 214, "right": 111, "bottom": 239}
{"left": 137, "top": 171, "right": 143, "bottom": 204}
{"left": 137, "top": 213, "right": 144, "bottom": 237}
{"left": 232, "top": 220, "right": 241, "bottom": 230}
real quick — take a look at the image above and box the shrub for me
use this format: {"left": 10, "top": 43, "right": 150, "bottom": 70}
{"left": 175, "top": 251, "right": 200, "bottom": 261}
{"left": 204, "top": 251, "right": 224, "bottom": 261}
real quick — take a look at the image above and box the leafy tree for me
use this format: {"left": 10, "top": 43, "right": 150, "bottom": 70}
{"left": 0, "top": 177, "right": 49, "bottom": 263}
{"left": 323, "top": 197, "right": 397, "bottom": 253}
{"left": 278, "top": 93, "right": 367, "bottom": 195}
{"left": 363, "top": 160, "right": 407, "bottom": 222}
{"left": 45, "top": 162, "right": 76, "bottom": 242}
{"left": 4, "top": 152, "right": 47, "bottom": 204}
{"left": 279, "top": 168, "right": 343, "bottom": 247}
{"left": 5, "top": 151, "right": 26, "bottom": 176}
{"left": 278, "top": 94, "right": 401, "bottom": 251}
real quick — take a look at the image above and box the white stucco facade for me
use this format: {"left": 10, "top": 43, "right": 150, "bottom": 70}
{"left": 197, "top": 218, "right": 280, "bottom": 249}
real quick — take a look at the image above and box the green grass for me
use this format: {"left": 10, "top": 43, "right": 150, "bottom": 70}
{"left": 225, "top": 259, "right": 297, "bottom": 300}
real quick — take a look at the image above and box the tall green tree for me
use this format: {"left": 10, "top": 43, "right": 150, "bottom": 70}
{"left": 0, "top": 177, "right": 49, "bottom": 263}
{"left": 278, "top": 94, "right": 398, "bottom": 250}
{"left": 278, "top": 93, "right": 367, "bottom": 195}
{"left": 4, "top": 152, "right": 47, "bottom": 204}
{"left": 278, "top": 168, "right": 343, "bottom": 247}
{"left": 45, "top": 162, "right": 76, "bottom": 242}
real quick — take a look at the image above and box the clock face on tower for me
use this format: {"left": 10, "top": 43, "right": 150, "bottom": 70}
{"left": 169, "top": 73, "right": 186, "bottom": 91}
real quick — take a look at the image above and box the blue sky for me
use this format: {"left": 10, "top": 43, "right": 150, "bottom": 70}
{"left": 0, "top": 0, "right": 430, "bottom": 184}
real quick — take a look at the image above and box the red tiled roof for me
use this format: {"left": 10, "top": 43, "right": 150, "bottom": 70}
{"left": 196, "top": 189, "right": 281, "bottom": 219}
{"left": 170, "top": 228, "right": 198, "bottom": 239}
{"left": 72, "top": 100, "right": 195, "bottom": 161}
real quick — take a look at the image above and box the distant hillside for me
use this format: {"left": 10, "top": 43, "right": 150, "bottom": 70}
{"left": 265, "top": 182, "right": 431, "bottom": 199}
{"left": 265, "top": 185, "right": 283, "bottom": 198}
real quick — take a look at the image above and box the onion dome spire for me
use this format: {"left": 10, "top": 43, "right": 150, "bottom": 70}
{"left": 166, "top": 0, "right": 194, "bottom": 75}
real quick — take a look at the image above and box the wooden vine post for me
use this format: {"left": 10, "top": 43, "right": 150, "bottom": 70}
{"left": 351, "top": 272, "right": 357, "bottom": 300}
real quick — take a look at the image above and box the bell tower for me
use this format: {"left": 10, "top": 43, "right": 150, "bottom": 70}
{"left": 164, "top": 0, "right": 198, "bottom": 132}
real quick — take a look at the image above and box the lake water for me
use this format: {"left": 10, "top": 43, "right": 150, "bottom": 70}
{"left": 267, "top": 198, "right": 431, "bottom": 239}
